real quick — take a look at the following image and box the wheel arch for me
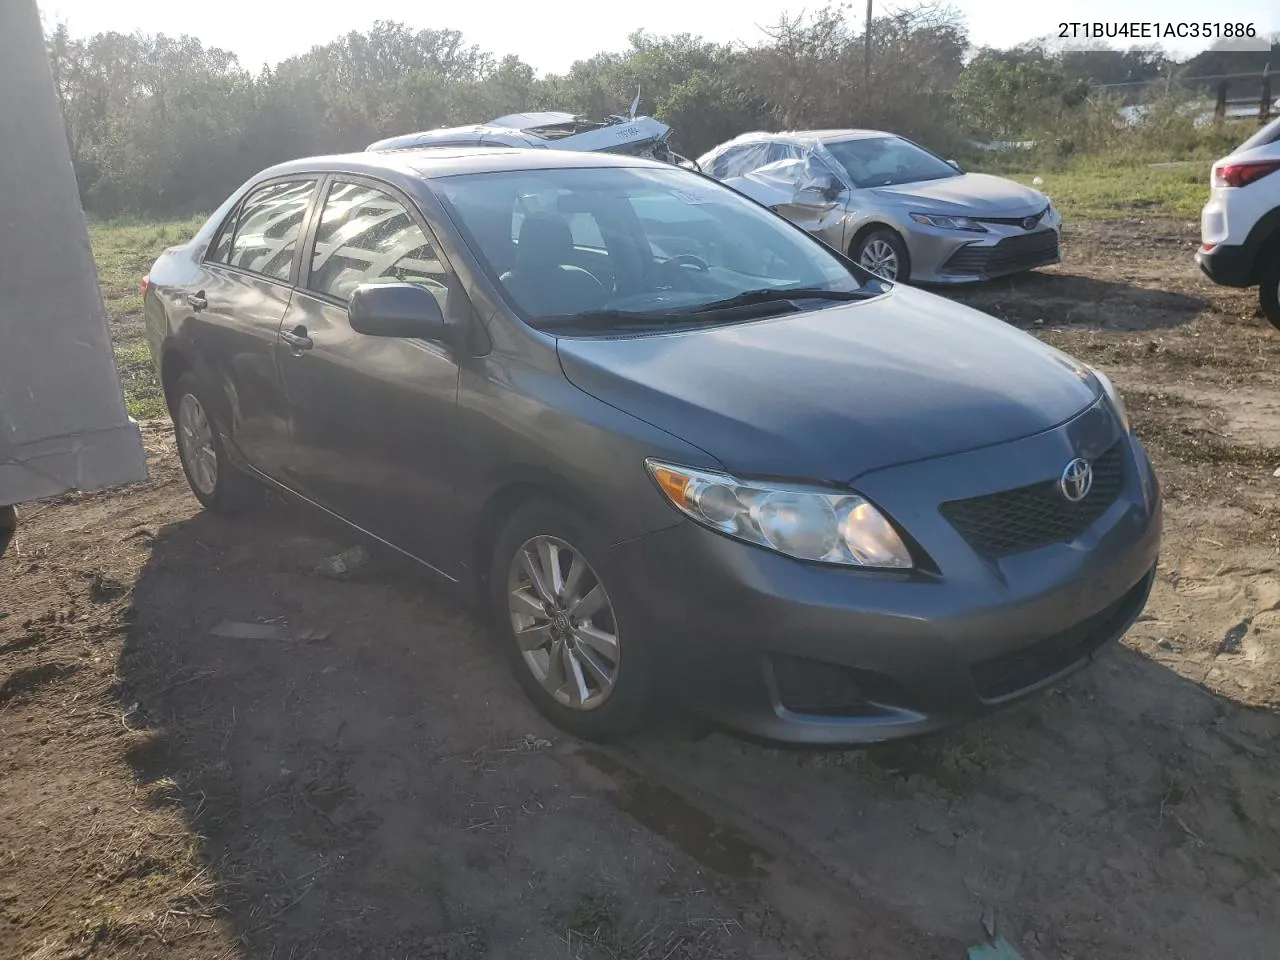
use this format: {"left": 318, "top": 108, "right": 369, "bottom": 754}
{"left": 847, "top": 221, "right": 912, "bottom": 280}
{"left": 159, "top": 346, "right": 194, "bottom": 417}
{"left": 159, "top": 344, "right": 238, "bottom": 457}
{"left": 1248, "top": 211, "right": 1280, "bottom": 284}
{"left": 469, "top": 470, "right": 618, "bottom": 598}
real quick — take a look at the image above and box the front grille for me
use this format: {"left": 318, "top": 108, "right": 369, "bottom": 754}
{"left": 973, "top": 205, "right": 1049, "bottom": 228}
{"left": 941, "top": 230, "right": 1060, "bottom": 278}
{"left": 970, "top": 571, "right": 1152, "bottom": 701}
{"left": 939, "top": 442, "right": 1125, "bottom": 558}
{"left": 770, "top": 655, "right": 914, "bottom": 717}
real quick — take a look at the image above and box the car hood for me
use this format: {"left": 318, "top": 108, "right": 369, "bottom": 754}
{"left": 868, "top": 172, "right": 1047, "bottom": 216}
{"left": 556, "top": 286, "right": 1099, "bottom": 481}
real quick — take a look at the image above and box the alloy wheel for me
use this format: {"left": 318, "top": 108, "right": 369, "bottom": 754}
{"left": 859, "top": 238, "right": 899, "bottom": 280}
{"left": 507, "top": 535, "right": 620, "bottom": 711}
{"left": 177, "top": 393, "right": 218, "bottom": 496}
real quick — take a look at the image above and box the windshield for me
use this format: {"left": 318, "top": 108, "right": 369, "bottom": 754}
{"left": 823, "top": 136, "right": 959, "bottom": 189}
{"left": 433, "top": 166, "right": 872, "bottom": 330}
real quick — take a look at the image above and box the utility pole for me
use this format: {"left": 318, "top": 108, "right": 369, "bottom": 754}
{"left": 864, "top": 0, "right": 873, "bottom": 87}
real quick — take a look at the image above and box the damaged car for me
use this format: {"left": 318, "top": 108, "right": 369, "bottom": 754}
{"left": 698, "top": 130, "right": 1062, "bottom": 284}
{"left": 367, "top": 108, "right": 698, "bottom": 169}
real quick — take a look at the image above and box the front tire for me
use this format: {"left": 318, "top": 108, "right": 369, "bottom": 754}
{"left": 171, "top": 372, "right": 260, "bottom": 516}
{"left": 488, "top": 500, "right": 653, "bottom": 741}
{"left": 853, "top": 228, "right": 910, "bottom": 283}
{"left": 1260, "top": 258, "right": 1280, "bottom": 332}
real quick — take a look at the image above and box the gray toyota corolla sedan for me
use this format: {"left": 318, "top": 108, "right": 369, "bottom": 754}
{"left": 143, "top": 147, "right": 1160, "bottom": 745}
{"left": 697, "top": 130, "right": 1063, "bottom": 284}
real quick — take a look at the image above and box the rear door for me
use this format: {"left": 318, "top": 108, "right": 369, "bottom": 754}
{"left": 187, "top": 177, "right": 317, "bottom": 477}
{"left": 766, "top": 148, "right": 851, "bottom": 251}
{"left": 276, "top": 177, "right": 464, "bottom": 573}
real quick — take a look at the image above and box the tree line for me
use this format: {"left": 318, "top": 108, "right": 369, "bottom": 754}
{"left": 44, "top": 3, "right": 1279, "bottom": 217}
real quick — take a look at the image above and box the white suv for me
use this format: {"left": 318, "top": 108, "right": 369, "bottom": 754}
{"left": 1197, "top": 116, "right": 1280, "bottom": 329}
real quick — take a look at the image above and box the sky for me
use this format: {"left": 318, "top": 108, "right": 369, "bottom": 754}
{"left": 36, "top": 0, "right": 1277, "bottom": 75}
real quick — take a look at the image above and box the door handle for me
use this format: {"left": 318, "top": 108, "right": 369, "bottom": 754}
{"left": 187, "top": 292, "right": 207, "bottom": 311}
{"left": 280, "top": 326, "right": 313, "bottom": 353}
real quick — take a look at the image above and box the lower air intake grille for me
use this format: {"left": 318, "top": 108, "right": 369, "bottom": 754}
{"left": 941, "top": 230, "right": 1060, "bottom": 278}
{"left": 970, "top": 571, "right": 1152, "bottom": 701}
{"left": 770, "top": 655, "right": 914, "bottom": 717}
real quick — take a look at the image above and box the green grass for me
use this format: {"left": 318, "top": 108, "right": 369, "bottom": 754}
{"left": 994, "top": 160, "right": 1211, "bottom": 221}
{"left": 112, "top": 334, "right": 168, "bottom": 420}
{"left": 89, "top": 216, "right": 204, "bottom": 418}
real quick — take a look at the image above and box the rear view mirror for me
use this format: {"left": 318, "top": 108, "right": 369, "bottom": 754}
{"left": 348, "top": 282, "right": 455, "bottom": 344}
{"left": 946, "top": 159, "right": 963, "bottom": 171}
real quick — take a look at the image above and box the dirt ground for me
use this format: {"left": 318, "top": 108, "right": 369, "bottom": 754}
{"left": 3, "top": 217, "right": 1280, "bottom": 960}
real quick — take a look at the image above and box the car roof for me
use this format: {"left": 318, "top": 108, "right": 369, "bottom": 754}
{"left": 713, "top": 129, "right": 892, "bottom": 150}
{"left": 366, "top": 125, "right": 526, "bottom": 151}
{"left": 255, "top": 146, "right": 663, "bottom": 184}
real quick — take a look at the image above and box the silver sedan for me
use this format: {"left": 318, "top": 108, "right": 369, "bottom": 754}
{"left": 697, "top": 130, "right": 1063, "bottom": 284}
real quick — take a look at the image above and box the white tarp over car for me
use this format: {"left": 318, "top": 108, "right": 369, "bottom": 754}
{"left": 0, "top": 0, "right": 147, "bottom": 508}
{"left": 366, "top": 107, "right": 699, "bottom": 168}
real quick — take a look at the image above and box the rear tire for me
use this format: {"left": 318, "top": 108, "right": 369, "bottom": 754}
{"left": 853, "top": 228, "right": 911, "bottom": 283}
{"left": 488, "top": 499, "right": 653, "bottom": 741}
{"left": 1260, "top": 258, "right": 1280, "bottom": 332}
{"left": 0, "top": 505, "right": 15, "bottom": 561}
{"left": 171, "top": 372, "right": 260, "bottom": 516}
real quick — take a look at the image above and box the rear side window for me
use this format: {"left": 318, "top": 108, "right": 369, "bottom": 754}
{"left": 308, "top": 180, "right": 448, "bottom": 308}
{"left": 227, "top": 180, "right": 317, "bottom": 281}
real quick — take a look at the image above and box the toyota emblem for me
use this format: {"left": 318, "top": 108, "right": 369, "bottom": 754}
{"left": 1059, "top": 457, "right": 1093, "bottom": 503}
{"left": 1022, "top": 216, "right": 1037, "bottom": 230}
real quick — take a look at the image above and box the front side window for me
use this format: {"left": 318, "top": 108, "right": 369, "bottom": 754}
{"left": 227, "top": 180, "right": 317, "bottom": 281}
{"left": 715, "top": 143, "right": 774, "bottom": 180}
{"left": 435, "top": 165, "right": 872, "bottom": 330}
{"left": 308, "top": 180, "right": 448, "bottom": 308}
{"left": 822, "top": 137, "right": 959, "bottom": 189}
{"left": 767, "top": 142, "right": 801, "bottom": 165}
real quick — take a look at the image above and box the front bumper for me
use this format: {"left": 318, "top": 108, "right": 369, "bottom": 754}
{"left": 907, "top": 219, "right": 1063, "bottom": 285}
{"left": 615, "top": 413, "right": 1162, "bottom": 745}
{"left": 1195, "top": 243, "right": 1255, "bottom": 288}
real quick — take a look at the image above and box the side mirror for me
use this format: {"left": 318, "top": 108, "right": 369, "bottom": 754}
{"left": 798, "top": 176, "right": 843, "bottom": 202}
{"left": 946, "top": 159, "right": 963, "bottom": 171}
{"left": 348, "top": 282, "right": 455, "bottom": 344}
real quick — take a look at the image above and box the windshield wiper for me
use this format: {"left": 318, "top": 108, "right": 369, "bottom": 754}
{"left": 530, "top": 309, "right": 695, "bottom": 331}
{"left": 530, "top": 287, "right": 873, "bottom": 331}
{"left": 675, "top": 287, "right": 872, "bottom": 315}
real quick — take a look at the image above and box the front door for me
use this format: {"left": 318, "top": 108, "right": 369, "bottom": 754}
{"left": 276, "top": 177, "right": 463, "bottom": 575}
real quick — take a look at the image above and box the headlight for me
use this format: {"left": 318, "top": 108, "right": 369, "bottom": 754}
{"left": 1090, "top": 367, "right": 1130, "bottom": 433}
{"left": 909, "top": 212, "right": 986, "bottom": 232}
{"left": 645, "top": 460, "right": 912, "bottom": 568}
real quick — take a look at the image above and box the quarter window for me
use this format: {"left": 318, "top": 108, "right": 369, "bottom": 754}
{"left": 308, "top": 180, "right": 447, "bottom": 307}
{"left": 207, "top": 212, "right": 235, "bottom": 264}
{"left": 227, "top": 180, "right": 317, "bottom": 281}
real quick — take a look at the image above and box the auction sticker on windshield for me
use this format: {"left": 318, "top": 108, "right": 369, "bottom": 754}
{"left": 670, "top": 187, "right": 712, "bottom": 204}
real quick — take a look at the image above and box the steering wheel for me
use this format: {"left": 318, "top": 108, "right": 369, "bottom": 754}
{"left": 657, "top": 254, "right": 711, "bottom": 289}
